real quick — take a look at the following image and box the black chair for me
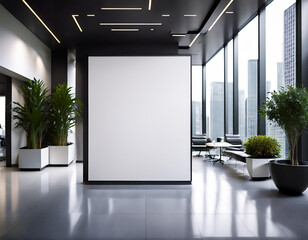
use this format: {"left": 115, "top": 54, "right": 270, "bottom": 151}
{"left": 224, "top": 134, "right": 244, "bottom": 151}
{"left": 192, "top": 134, "right": 213, "bottom": 157}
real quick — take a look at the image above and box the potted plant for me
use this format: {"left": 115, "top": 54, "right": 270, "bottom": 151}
{"left": 260, "top": 85, "right": 308, "bottom": 195}
{"left": 245, "top": 135, "right": 281, "bottom": 180}
{"left": 48, "top": 83, "right": 82, "bottom": 165}
{"left": 12, "top": 78, "right": 49, "bottom": 170}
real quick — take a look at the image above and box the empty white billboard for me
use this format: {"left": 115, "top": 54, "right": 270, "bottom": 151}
{"left": 88, "top": 56, "right": 191, "bottom": 182}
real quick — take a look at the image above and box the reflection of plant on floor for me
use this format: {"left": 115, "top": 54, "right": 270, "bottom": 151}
{"left": 12, "top": 78, "right": 49, "bottom": 149}
{"left": 49, "top": 83, "right": 82, "bottom": 146}
{"left": 245, "top": 135, "right": 281, "bottom": 158}
{"left": 260, "top": 85, "right": 308, "bottom": 165}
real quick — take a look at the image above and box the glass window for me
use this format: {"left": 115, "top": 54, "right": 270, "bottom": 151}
{"left": 206, "top": 49, "right": 224, "bottom": 140}
{"left": 266, "top": 0, "right": 296, "bottom": 158}
{"left": 226, "top": 40, "right": 233, "bottom": 134}
{"left": 238, "top": 17, "right": 259, "bottom": 142}
{"left": 192, "top": 66, "right": 203, "bottom": 135}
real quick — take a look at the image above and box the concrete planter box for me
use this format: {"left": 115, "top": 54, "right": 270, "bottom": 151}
{"left": 19, "top": 147, "right": 49, "bottom": 170}
{"left": 246, "top": 157, "right": 273, "bottom": 179}
{"left": 49, "top": 144, "right": 74, "bottom": 166}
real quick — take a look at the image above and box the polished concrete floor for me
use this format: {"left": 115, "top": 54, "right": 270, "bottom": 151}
{"left": 0, "top": 157, "right": 307, "bottom": 239}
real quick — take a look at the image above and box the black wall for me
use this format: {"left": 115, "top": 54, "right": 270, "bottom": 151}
{"left": 51, "top": 49, "right": 68, "bottom": 90}
{"left": 0, "top": 73, "right": 12, "bottom": 166}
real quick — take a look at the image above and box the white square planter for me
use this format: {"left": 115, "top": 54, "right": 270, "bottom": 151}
{"left": 246, "top": 157, "right": 272, "bottom": 179}
{"left": 19, "top": 147, "right": 49, "bottom": 170}
{"left": 49, "top": 144, "right": 74, "bottom": 166}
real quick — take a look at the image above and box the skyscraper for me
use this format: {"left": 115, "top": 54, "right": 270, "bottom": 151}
{"left": 210, "top": 82, "right": 224, "bottom": 140}
{"left": 283, "top": 3, "right": 296, "bottom": 156}
{"left": 266, "top": 63, "right": 286, "bottom": 157}
{"left": 239, "top": 90, "right": 246, "bottom": 141}
{"left": 192, "top": 101, "right": 202, "bottom": 135}
{"left": 226, "top": 82, "right": 233, "bottom": 134}
{"left": 284, "top": 3, "right": 296, "bottom": 87}
{"left": 277, "top": 62, "right": 284, "bottom": 89}
{"left": 247, "top": 59, "right": 258, "bottom": 139}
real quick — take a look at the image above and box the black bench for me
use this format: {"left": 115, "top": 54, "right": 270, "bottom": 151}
{"left": 223, "top": 150, "right": 249, "bottom": 163}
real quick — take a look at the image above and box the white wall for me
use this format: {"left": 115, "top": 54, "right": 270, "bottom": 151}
{"left": 88, "top": 56, "right": 191, "bottom": 181}
{"left": 0, "top": 4, "right": 51, "bottom": 165}
{"left": 11, "top": 79, "right": 27, "bottom": 165}
{"left": 0, "top": 4, "right": 51, "bottom": 89}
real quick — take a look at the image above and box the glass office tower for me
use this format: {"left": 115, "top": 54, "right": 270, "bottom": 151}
{"left": 266, "top": 0, "right": 296, "bottom": 158}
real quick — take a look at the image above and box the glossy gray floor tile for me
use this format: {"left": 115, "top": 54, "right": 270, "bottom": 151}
{"left": 0, "top": 158, "right": 308, "bottom": 239}
{"left": 146, "top": 214, "right": 202, "bottom": 239}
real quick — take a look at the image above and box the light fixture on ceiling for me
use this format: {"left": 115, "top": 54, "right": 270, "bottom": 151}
{"left": 208, "top": 0, "right": 234, "bottom": 31}
{"left": 100, "top": 23, "right": 162, "bottom": 26}
{"left": 148, "top": 0, "right": 152, "bottom": 10}
{"left": 172, "top": 34, "right": 186, "bottom": 37}
{"left": 72, "top": 15, "right": 83, "bottom": 32}
{"left": 111, "top": 29, "right": 139, "bottom": 32}
{"left": 21, "top": 0, "right": 60, "bottom": 43}
{"left": 162, "top": 14, "right": 170, "bottom": 17}
{"left": 151, "top": 29, "right": 154, "bottom": 31}
{"left": 226, "top": 11, "right": 234, "bottom": 14}
{"left": 101, "top": 8, "right": 142, "bottom": 10}
{"left": 184, "top": 14, "right": 197, "bottom": 17}
{"left": 189, "top": 33, "right": 200, "bottom": 48}
{"left": 87, "top": 14, "right": 95, "bottom": 17}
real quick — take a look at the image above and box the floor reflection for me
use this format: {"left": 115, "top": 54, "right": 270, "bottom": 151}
{"left": 0, "top": 158, "right": 307, "bottom": 239}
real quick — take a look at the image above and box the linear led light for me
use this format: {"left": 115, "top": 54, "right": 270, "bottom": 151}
{"left": 87, "top": 14, "right": 95, "bottom": 17}
{"left": 22, "top": 0, "right": 60, "bottom": 43}
{"left": 189, "top": 33, "right": 200, "bottom": 48}
{"left": 162, "top": 14, "right": 170, "bottom": 17}
{"left": 172, "top": 34, "right": 186, "bottom": 37}
{"left": 208, "top": 0, "right": 234, "bottom": 31}
{"left": 72, "top": 15, "right": 83, "bottom": 32}
{"left": 111, "top": 29, "right": 139, "bottom": 32}
{"left": 184, "top": 14, "right": 197, "bottom": 17}
{"left": 101, "top": 8, "right": 142, "bottom": 10}
{"left": 148, "top": 0, "right": 152, "bottom": 10}
{"left": 100, "top": 23, "right": 162, "bottom": 26}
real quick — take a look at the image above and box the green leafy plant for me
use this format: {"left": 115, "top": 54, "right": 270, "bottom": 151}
{"left": 260, "top": 85, "right": 308, "bottom": 165}
{"left": 12, "top": 78, "right": 49, "bottom": 149}
{"left": 245, "top": 135, "right": 281, "bottom": 158}
{"left": 49, "top": 83, "right": 82, "bottom": 146}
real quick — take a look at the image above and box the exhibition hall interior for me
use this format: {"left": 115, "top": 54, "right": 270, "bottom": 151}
{"left": 1, "top": 0, "right": 308, "bottom": 239}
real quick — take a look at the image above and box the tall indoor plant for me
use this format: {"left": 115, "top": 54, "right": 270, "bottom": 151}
{"left": 12, "top": 78, "right": 49, "bottom": 169}
{"left": 48, "top": 83, "right": 82, "bottom": 165}
{"left": 260, "top": 85, "right": 308, "bottom": 194}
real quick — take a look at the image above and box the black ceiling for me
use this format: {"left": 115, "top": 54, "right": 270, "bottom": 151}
{"left": 1, "top": 0, "right": 269, "bottom": 65}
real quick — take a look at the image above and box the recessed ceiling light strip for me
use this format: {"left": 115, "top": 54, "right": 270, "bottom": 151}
{"left": 162, "top": 14, "right": 170, "bottom": 17}
{"left": 208, "top": 0, "right": 234, "bottom": 31}
{"left": 21, "top": 0, "right": 60, "bottom": 43}
{"left": 184, "top": 15, "right": 197, "bottom": 17}
{"left": 72, "top": 15, "right": 83, "bottom": 32}
{"left": 101, "top": 8, "right": 142, "bottom": 10}
{"left": 87, "top": 14, "right": 95, "bottom": 17}
{"left": 189, "top": 33, "right": 200, "bottom": 48}
{"left": 172, "top": 34, "right": 186, "bottom": 37}
{"left": 100, "top": 23, "right": 162, "bottom": 26}
{"left": 111, "top": 29, "right": 139, "bottom": 32}
{"left": 148, "top": 0, "right": 152, "bottom": 10}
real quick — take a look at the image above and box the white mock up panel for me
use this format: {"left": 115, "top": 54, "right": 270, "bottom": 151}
{"left": 88, "top": 56, "right": 191, "bottom": 181}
